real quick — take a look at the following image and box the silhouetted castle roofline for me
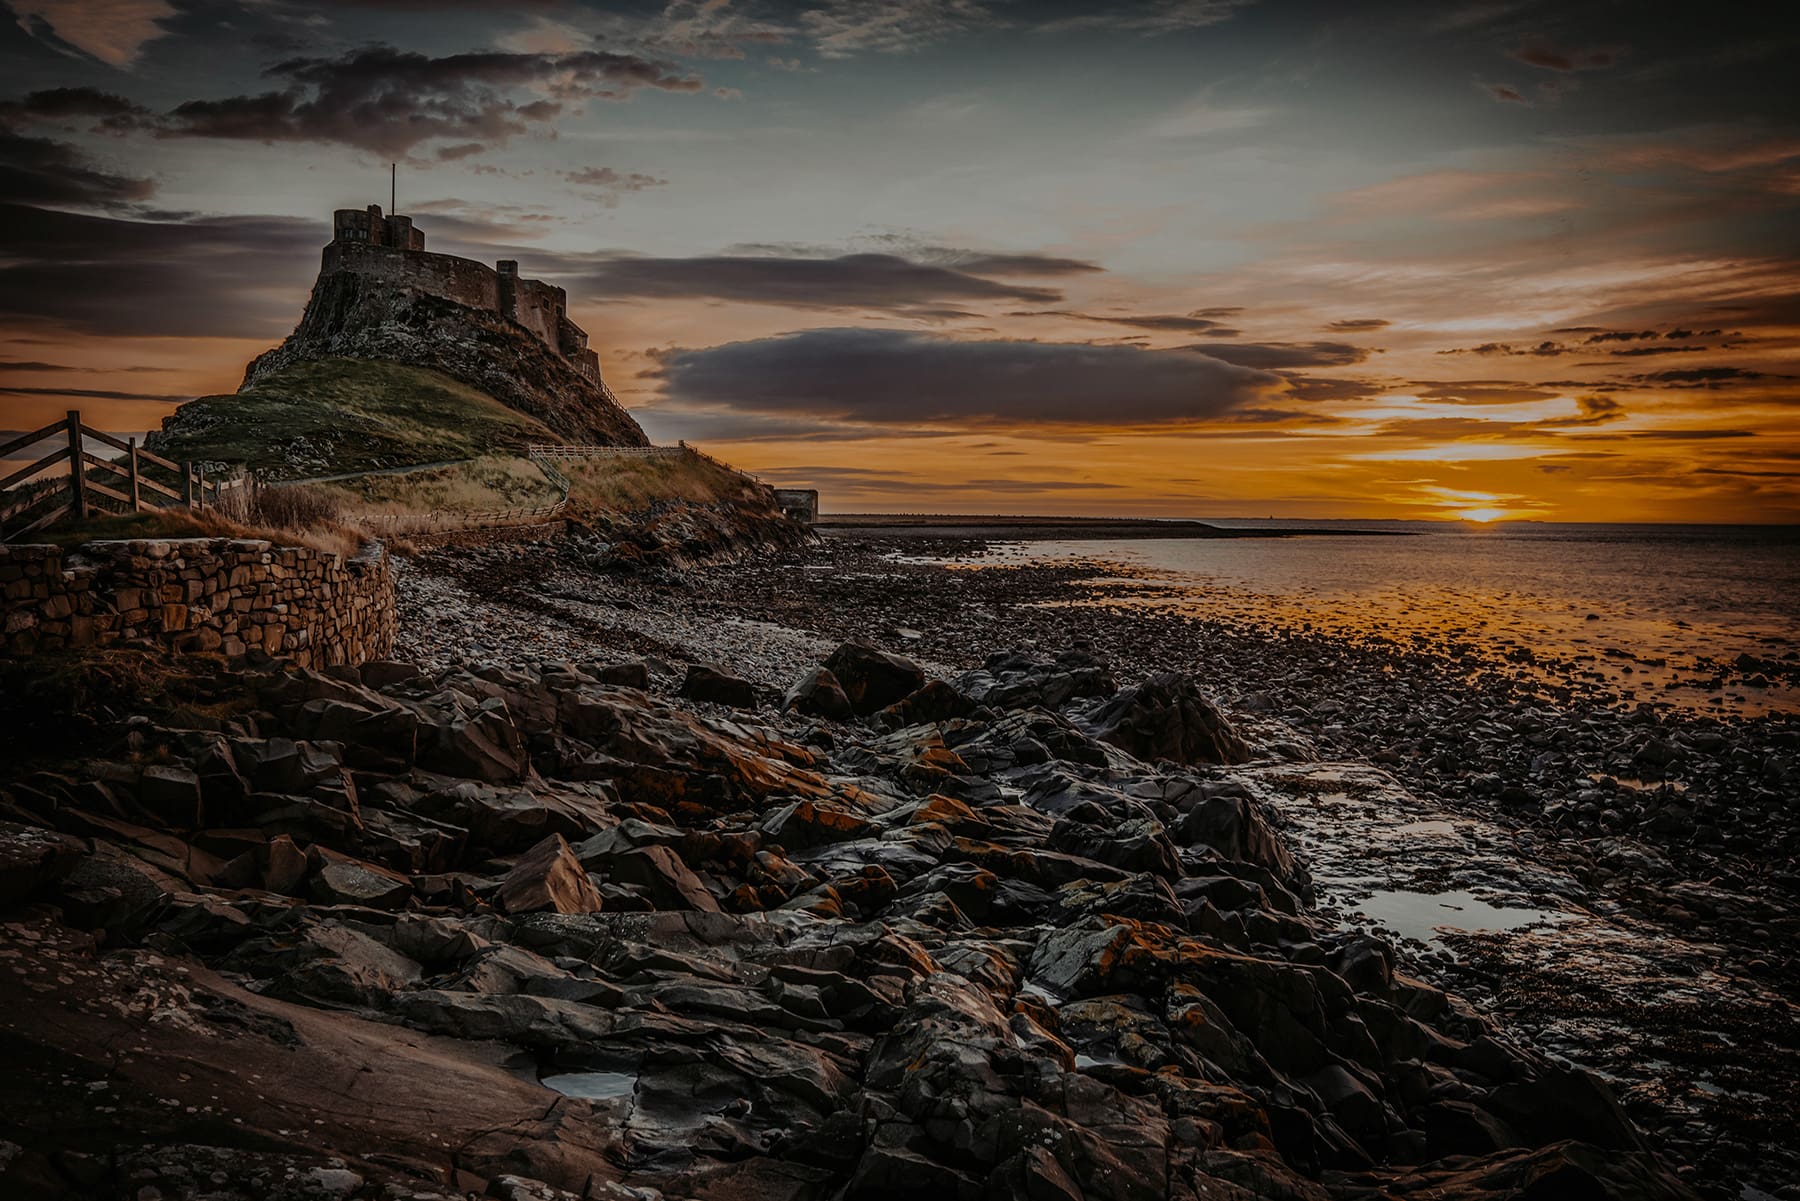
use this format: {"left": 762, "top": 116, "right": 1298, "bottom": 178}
{"left": 325, "top": 203, "right": 600, "bottom": 384}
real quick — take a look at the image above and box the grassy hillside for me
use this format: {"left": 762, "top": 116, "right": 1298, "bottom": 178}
{"left": 149, "top": 358, "right": 561, "bottom": 480}
{"left": 559, "top": 453, "right": 778, "bottom": 520}
{"left": 316, "top": 455, "right": 562, "bottom": 516}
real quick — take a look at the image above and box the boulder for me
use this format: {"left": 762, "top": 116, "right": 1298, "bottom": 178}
{"left": 956, "top": 644, "right": 1116, "bottom": 711}
{"left": 875, "top": 680, "right": 979, "bottom": 727}
{"left": 784, "top": 667, "right": 854, "bottom": 720}
{"left": 822, "top": 641, "right": 927, "bottom": 716}
{"left": 498, "top": 834, "right": 605, "bottom": 915}
{"left": 308, "top": 848, "right": 414, "bottom": 909}
{"left": 137, "top": 765, "right": 205, "bottom": 826}
{"left": 0, "top": 821, "right": 87, "bottom": 905}
{"left": 1081, "top": 673, "right": 1250, "bottom": 766}
{"left": 680, "top": 664, "right": 758, "bottom": 709}
{"left": 592, "top": 844, "right": 721, "bottom": 912}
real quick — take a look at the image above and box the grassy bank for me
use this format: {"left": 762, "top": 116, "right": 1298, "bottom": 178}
{"left": 149, "top": 358, "right": 560, "bottom": 479}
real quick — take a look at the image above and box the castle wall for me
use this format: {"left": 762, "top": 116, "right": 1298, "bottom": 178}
{"left": 322, "top": 241, "right": 499, "bottom": 314}
{"left": 324, "top": 207, "right": 602, "bottom": 383}
{"left": 0, "top": 539, "right": 396, "bottom": 667}
{"left": 509, "top": 277, "right": 566, "bottom": 352}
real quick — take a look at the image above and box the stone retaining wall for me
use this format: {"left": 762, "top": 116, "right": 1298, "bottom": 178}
{"left": 0, "top": 538, "right": 395, "bottom": 667}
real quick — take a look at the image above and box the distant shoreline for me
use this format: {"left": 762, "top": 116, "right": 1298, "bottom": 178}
{"left": 813, "top": 513, "right": 1414, "bottom": 539}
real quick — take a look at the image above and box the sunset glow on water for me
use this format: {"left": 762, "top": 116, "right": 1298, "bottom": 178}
{"left": 957, "top": 523, "right": 1800, "bottom": 715}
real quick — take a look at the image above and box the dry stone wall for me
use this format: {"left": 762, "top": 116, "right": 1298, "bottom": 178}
{"left": 0, "top": 538, "right": 395, "bottom": 667}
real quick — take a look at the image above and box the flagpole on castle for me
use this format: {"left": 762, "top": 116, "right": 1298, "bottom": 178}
{"left": 391, "top": 162, "right": 396, "bottom": 214}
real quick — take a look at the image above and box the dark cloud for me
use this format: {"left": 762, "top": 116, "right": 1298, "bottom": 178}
{"left": 159, "top": 46, "right": 706, "bottom": 157}
{"left": 1438, "top": 340, "right": 1570, "bottom": 358}
{"left": 1277, "top": 374, "right": 1377, "bottom": 402}
{"left": 1183, "top": 341, "right": 1370, "bottom": 369}
{"left": 654, "top": 327, "right": 1283, "bottom": 427}
{"left": 0, "top": 203, "right": 317, "bottom": 336}
{"left": 1630, "top": 366, "right": 1775, "bottom": 387}
{"left": 0, "top": 385, "right": 181, "bottom": 401}
{"left": 1325, "top": 318, "right": 1389, "bottom": 332}
{"left": 948, "top": 252, "right": 1102, "bottom": 277}
{"left": 1012, "top": 309, "right": 1240, "bottom": 334}
{"left": 569, "top": 252, "right": 1080, "bottom": 311}
{"left": 1606, "top": 345, "right": 1709, "bottom": 357}
{"left": 0, "top": 86, "right": 151, "bottom": 130}
{"left": 562, "top": 166, "right": 669, "bottom": 207}
{"left": 1509, "top": 42, "right": 1619, "bottom": 72}
{"left": 0, "top": 130, "right": 153, "bottom": 208}
{"left": 1485, "top": 83, "right": 1529, "bottom": 104}
{"left": 0, "top": 360, "right": 74, "bottom": 372}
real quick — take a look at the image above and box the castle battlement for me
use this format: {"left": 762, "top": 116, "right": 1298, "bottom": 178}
{"left": 325, "top": 205, "right": 601, "bottom": 383}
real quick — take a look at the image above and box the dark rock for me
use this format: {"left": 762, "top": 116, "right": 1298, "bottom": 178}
{"left": 137, "top": 765, "right": 205, "bottom": 826}
{"left": 0, "top": 821, "right": 87, "bottom": 905}
{"left": 591, "top": 844, "right": 719, "bottom": 912}
{"left": 680, "top": 663, "right": 758, "bottom": 709}
{"left": 308, "top": 848, "right": 414, "bottom": 909}
{"left": 822, "top": 640, "right": 927, "bottom": 716}
{"left": 1081, "top": 672, "right": 1251, "bottom": 766}
{"left": 497, "top": 834, "right": 604, "bottom": 915}
{"left": 784, "top": 667, "right": 854, "bottom": 720}
{"left": 956, "top": 644, "right": 1116, "bottom": 711}
{"left": 875, "top": 679, "right": 979, "bottom": 727}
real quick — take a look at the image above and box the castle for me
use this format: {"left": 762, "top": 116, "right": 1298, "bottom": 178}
{"left": 324, "top": 204, "right": 602, "bottom": 383}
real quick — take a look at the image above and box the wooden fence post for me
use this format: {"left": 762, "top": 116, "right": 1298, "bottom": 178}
{"left": 128, "top": 438, "right": 141, "bottom": 511}
{"left": 183, "top": 462, "right": 194, "bottom": 510}
{"left": 196, "top": 462, "right": 206, "bottom": 510}
{"left": 66, "top": 410, "right": 86, "bottom": 520}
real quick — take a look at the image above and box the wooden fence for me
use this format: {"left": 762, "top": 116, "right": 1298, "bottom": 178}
{"left": 1, "top": 411, "right": 241, "bottom": 542}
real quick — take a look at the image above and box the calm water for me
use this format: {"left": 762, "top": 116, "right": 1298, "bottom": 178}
{"left": 971, "top": 522, "right": 1800, "bottom": 716}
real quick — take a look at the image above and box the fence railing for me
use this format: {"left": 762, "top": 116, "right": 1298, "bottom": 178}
{"left": 1, "top": 410, "right": 242, "bottom": 542}
{"left": 526, "top": 443, "right": 687, "bottom": 460}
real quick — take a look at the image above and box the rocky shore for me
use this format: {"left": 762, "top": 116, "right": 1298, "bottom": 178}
{"left": 388, "top": 530, "right": 1798, "bottom": 1199}
{"left": 0, "top": 525, "right": 1790, "bottom": 1199}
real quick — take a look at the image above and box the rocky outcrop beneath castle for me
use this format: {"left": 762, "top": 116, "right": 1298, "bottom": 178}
{"left": 0, "top": 538, "right": 394, "bottom": 666}
{"left": 0, "top": 639, "right": 1694, "bottom": 1200}
{"left": 244, "top": 268, "right": 647, "bottom": 448}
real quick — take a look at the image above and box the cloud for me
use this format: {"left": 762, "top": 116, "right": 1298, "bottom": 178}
{"left": 1439, "top": 340, "right": 1570, "bottom": 357}
{"left": 1012, "top": 309, "right": 1241, "bottom": 334}
{"left": 1509, "top": 42, "right": 1620, "bottom": 72}
{"left": 0, "top": 87, "right": 153, "bottom": 131}
{"left": 0, "top": 202, "right": 317, "bottom": 336}
{"left": 798, "top": 0, "right": 996, "bottom": 57}
{"left": 653, "top": 327, "right": 1284, "bottom": 427}
{"left": 0, "top": 130, "right": 155, "bottom": 208}
{"left": 1628, "top": 366, "right": 1776, "bottom": 388}
{"left": 12, "top": 0, "right": 173, "bottom": 66}
{"left": 1414, "top": 383, "right": 1562, "bottom": 405}
{"left": 158, "top": 46, "right": 706, "bottom": 157}
{"left": 1183, "top": 341, "right": 1371, "bottom": 369}
{"left": 1041, "top": 0, "right": 1261, "bottom": 35}
{"left": 561, "top": 166, "right": 669, "bottom": 207}
{"left": 1485, "top": 83, "right": 1529, "bottom": 104}
{"left": 1325, "top": 318, "right": 1389, "bottom": 332}
{"left": 568, "top": 251, "right": 1091, "bottom": 311}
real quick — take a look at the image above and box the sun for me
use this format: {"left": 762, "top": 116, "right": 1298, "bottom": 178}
{"left": 1455, "top": 507, "right": 1509, "bottom": 523}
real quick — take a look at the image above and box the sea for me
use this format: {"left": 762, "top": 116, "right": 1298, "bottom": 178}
{"left": 965, "top": 521, "right": 1800, "bottom": 717}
